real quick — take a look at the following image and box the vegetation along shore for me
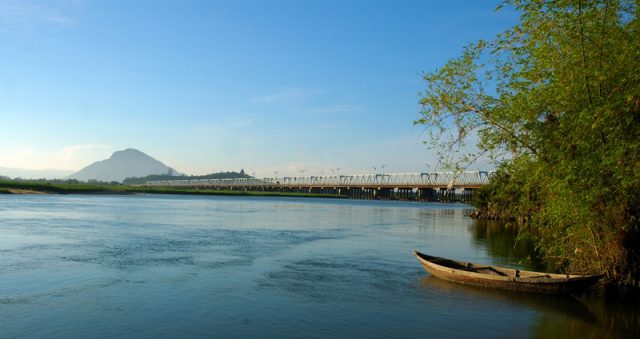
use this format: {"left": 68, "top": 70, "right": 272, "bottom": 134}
{"left": 416, "top": 0, "right": 639, "bottom": 297}
{"left": 0, "top": 180, "right": 345, "bottom": 199}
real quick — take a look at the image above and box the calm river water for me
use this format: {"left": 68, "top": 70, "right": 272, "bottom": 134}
{"left": 1, "top": 195, "right": 638, "bottom": 338}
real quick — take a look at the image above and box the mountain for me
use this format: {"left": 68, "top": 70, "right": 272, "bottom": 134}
{"left": 68, "top": 148, "right": 182, "bottom": 183}
{"left": 0, "top": 167, "right": 74, "bottom": 180}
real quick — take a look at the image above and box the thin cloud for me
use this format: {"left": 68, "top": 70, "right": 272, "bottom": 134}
{"left": 59, "top": 144, "right": 111, "bottom": 160}
{"left": 54, "top": 144, "right": 112, "bottom": 170}
{"left": 315, "top": 122, "right": 345, "bottom": 130}
{"left": 303, "top": 104, "right": 363, "bottom": 115}
{"left": 0, "top": 0, "right": 78, "bottom": 31}
{"left": 0, "top": 144, "right": 111, "bottom": 171}
{"left": 224, "top": 116, "right": 255, "bottom": 128}
{"left": 191, "top": 115, "right": 255, "bottom": 135}
{"left": 250, "top": 88, "right": 323, "bottom": 104}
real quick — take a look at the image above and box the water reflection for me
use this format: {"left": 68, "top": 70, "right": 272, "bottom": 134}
{"left": 460, "top": 219, "right": 640, "bottom": 338}
{"left": 421, "top": 276, "right": 597, "bottom": 322}
{"left": 419, "top": 276, "right": 640, "bottom": 338}
{"left": 528, "top": 296, "right": 640, "bottom": 339}
{"left": 471, "top": 220, "right": 543, "bottom": 270}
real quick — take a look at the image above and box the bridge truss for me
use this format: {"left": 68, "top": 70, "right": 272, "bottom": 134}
{"left": 146, "top": 171, "right": 492, "bottom": 189}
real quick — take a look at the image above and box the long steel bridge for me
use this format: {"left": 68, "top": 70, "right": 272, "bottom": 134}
{"left": 145, "top": 171, "right": 492, "bottom": 202}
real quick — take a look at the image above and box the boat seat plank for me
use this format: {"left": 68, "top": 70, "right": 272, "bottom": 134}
{"left": 465, "top": 266, "right": 508, "bottom": 276}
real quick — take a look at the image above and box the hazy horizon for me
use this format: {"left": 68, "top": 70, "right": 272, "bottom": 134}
{"left": 1, "top": 0, "right": 517, "bottom": 177}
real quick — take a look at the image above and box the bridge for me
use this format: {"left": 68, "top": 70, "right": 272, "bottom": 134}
{"left": 145, "top": 171, "right": 492, "bottom": 202}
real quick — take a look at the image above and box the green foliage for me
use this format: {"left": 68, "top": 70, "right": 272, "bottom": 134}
{"left": 0, "top": 180, "right": 344, "bottom": 199}
{"left": 417, "top": 0, "right": 640, "bottom": 287}
{"left": 0, "top": 180, "right": 113, "bottom": 193}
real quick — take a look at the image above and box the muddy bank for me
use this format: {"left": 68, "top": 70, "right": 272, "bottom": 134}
{"left": 0, "top": 188, "right": 49, "bottom": 194}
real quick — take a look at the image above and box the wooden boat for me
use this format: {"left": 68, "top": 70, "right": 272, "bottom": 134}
{"left": 413, "top": 250, "right": 603, "bottom": 294}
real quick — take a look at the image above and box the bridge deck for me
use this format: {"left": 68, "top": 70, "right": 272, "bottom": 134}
{"left": 145, "top": 171, "right": 491, "bottom": 189}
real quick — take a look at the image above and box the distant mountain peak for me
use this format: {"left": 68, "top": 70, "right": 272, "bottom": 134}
{"left": 67, "top": 148, "right": 182, "bottom": 183}
{"left": 110, "top": 148, "right": 154, "bottom": 160}
{"left": 113, "top": 148, "right": 144, "bottom": 155}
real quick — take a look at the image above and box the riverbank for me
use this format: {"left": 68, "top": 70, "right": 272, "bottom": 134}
{"left": 469, "top": 202, "right": 640, "bottom": 302}
{"left": 0, "top": 188, "right": 49, "bottom": 194}
{"left": 0, "top": 180, "right": 346, "bottom": 199}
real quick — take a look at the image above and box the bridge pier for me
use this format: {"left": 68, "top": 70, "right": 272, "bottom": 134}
{"left": 396, "top": 188, "right": 414, "bottom": 201}
{"left": 461, "top": 188, "right": 474, "bottom": 203}
{"left": 367, "top": 188, "right": 375, "bottom": 200}
{"left": 418, "top": 188, "right": 437, "bottom": 202}
{"left": 378, "top": 188, "right": 392, "bottom": 200}
{"left": 439, "top": 188, "right": 458, "bottom": 203}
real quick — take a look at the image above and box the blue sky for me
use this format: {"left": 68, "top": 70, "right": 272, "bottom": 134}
{"left": 0, "top": 0, "right": 517, "bottom": 176}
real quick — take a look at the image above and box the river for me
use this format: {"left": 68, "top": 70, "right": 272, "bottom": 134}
{"left": 0, "top": 195, "right": 637, "bottom": 337}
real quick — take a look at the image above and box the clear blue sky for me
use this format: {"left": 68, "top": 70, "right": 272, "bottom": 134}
{"left": 0, "top": 0, "right": 517, "bottom": 176}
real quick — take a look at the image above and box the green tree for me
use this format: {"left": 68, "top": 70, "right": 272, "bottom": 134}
{"left": 416, "top": 0, "right": 640, "bottom": 288}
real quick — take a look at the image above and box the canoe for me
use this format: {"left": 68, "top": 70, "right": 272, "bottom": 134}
{"left": 413, "top": 250, "right": 603, "bottom": 294}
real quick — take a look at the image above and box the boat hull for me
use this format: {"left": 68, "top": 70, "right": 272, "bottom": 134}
{"left": 414, "top": 251, "right": 602, "bottom": 294}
